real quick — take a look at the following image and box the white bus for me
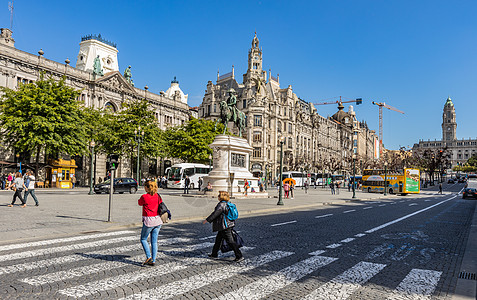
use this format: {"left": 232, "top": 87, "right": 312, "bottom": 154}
{"left": 281, "top": 171, "right": 308, "bottom": 187}
{"left": 167, "top": 163, "right": 211, "bottom": 189}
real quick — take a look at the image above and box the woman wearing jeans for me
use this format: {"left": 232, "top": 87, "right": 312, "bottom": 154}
{"left": 138, "top": 180, "right": 163, "bottom": 266}
{"left": 7, "top": 172, "right": 27, "bottom": 208}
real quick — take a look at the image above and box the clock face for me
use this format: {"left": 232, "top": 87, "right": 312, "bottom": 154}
{"left": 254, "top": 56, "right": 259, "bottom": 60}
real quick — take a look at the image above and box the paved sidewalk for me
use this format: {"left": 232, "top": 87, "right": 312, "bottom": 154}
{"left": 0, "top": 184, "right": 443, "bottom": 245}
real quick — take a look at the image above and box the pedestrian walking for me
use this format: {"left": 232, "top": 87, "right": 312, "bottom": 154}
{"left": 202, "top": 191, "right": 243, "bottom": 262}
{"left": 184, "top": 176, "right": 190, "bottom": 194}
{"left": 283, "top": 182, "right": 290, "bottom": 198}
{"left": 439, "top": 183, "right": 443, "bottom": 194}
{"left": 7, "top": 172, "right": 27, "bottom": 208}
{"left": 138, "top": 180, "right": 163, "bottom": 267}
{"left": 314, "top": 178, "right": 317, "bottom": 189}
{"left": 71, "top": 174, "right": 77, "bottom": 188}
{"left": 330, "top": 182, "right": 335, "bottom": 195}
{"left": 198, "top": 177, "right": 203, "bottom": 191}
{"left": 336, "top": 182, "right": 340, "bottom": 194}
{"left": 1, "top": 173, "right": 5, "bottom": 190}
{"left": 290, "top": 182, "right": 295, "bottom": 199}
{"left": 243, "top": 179, "right": 249, "bottom": 196}
{"left": 7, "top": 172, "right": 13, "bottom": 189}
{"left": 304, "top": 180, "right": 309, "bottom": 194}
{"left": 24, "top": 171, "right": 39, "bottom": 206}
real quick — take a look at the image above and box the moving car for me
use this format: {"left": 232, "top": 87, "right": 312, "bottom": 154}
{"left": 462, "top": 188, "right": 477, "bottom": 199}
{"left": 94, "top": 177, "right": 138, "bottom": 194}
{"left": 447, "top": 178, "right": 455, "bottom": 184}
{"left": 458, "top": 178, "right": 466, "bottom": 183}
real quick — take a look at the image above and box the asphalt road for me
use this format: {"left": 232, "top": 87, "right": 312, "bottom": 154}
{"left": 0, "top": 182, "right": 474, "bottom": 299}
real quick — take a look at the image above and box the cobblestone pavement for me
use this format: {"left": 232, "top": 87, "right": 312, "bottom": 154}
{"left": 0, "top": 182, "right": 474, "bottom": 299}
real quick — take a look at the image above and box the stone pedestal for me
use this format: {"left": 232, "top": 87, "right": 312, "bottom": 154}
{"left": 203, "top": 135, "right": 267, "bottom": 198}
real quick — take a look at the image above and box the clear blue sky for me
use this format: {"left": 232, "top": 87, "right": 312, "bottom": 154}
{"left": 2, "top": 1, "right": 476, "bottom": 150}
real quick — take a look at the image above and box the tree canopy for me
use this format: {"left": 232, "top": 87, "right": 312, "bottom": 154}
{"left": 0, "top": 75, "right": 88, "bottom": 168}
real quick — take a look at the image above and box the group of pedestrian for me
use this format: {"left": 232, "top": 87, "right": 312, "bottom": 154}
{"left": 6, "top": 170, "right": 39, "bottom": 207}
{"left": 138, "top": 182, "right": 243, "bottom": 266}
{"left": 283, "top": 181, "right": 295, "bottom": 199}
{"left": 330, "top": 181, "right": 340, "bottom": 195}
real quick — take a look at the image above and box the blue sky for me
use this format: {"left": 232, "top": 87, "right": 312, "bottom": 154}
{"left": 2, "top": 0, "right": 476, "bottom": 150}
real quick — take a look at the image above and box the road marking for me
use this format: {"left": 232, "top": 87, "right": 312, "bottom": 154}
{"left": 309, "top": 250, "right": 326, "bottom": 256}
{"left": 326, "top": 243, "right": 342, "bottom": 249}
{"left": 399, "top": 200, "right": 405, "bottom": 203}
{"left": 271, "top": 220, "right": 297, "bottom": 227}
{"left": 343, "top": 209, "right": 356, "bottom": 213}
{"left": 301, "top": 261, "right": 386, "bottom": 299}
{"left": 365, "top": 198, "right": 454, "bottom": 234}
{"left": 315, "top": 214, "right": 333, "bottom": 219}
{"left": 340, "top": 238, "right": 355, "bottom": 243}
{"left": 409, "top": 203, "right": 418, "bottom": 206}
{"left": 0, "top": 230, "right": 134, "bottom": 252}
{"left": 386, "top": 269, "right": 442, "bottom": 300}
{"left": 198, "top": 235, "right": 217, "bottom": 240}
{"left": 120, "top": 251, "right": 294, "bottom": 300}
{"left": 214, "top": 255, "right": 338, "bottom": 300}
{"left": 0, "top": 236, "right": 192, "bottom": 263}
{"left": 0, "top": 237, "right": 192, "bottom": 275}
{"left": 355, "top": 233, "right": 366, "bottom": 237}
{"left": 363, "top": 207, "right": 373, "bottom": 210}
{"left": 21, "top": 242, "right": 215, "bottom": 286}
{"left": 424, "top": 200, "right": 432, "bottom": 202}
{"left": 379, "top": 204, "right": 387, "bottom": 207}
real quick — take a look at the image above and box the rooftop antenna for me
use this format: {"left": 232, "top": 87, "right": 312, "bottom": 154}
{"left": 8, "top": 0, "right": 14, "bottom": 29}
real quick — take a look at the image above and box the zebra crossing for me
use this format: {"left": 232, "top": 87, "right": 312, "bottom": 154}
{"left": 0, "top": 229, "right": 445, "bottom": 299}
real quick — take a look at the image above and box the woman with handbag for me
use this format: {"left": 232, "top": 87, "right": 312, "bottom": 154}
{"left": 202, "top": 191, "right": 243, "bottom": 262}
{"left": 138, "top": 180, "right": 163, "bottom": 266}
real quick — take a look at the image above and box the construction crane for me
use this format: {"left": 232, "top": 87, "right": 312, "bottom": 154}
{"left": 314, "top": 96, "right": 362, "bottom": 106}
{"left": 372, "top": 101, "right": 404, "bottom": 157}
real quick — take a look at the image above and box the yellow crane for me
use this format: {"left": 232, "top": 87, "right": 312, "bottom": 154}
{"left": 371, "top": 101, "right": 405, "bottom": 157}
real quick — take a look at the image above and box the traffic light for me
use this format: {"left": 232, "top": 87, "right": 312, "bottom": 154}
{"left": 108, "top": 154, "right": 119, "bottom": 170}
{"left": 356, "top": 98, "right": 363, "bottom": 105}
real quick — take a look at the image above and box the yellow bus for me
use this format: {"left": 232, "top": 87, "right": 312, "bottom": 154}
{"left": 362, "top": 168, "right": 420, "bottom": 195}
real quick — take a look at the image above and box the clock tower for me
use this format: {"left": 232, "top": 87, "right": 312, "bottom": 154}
{"left": 442, "top": 97, "right": 457, "bottom": 142}
{"left": 244, "top": 33, "right": 265, "bottom": 82}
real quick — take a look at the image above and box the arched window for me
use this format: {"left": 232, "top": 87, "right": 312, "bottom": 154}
{"left": 104, "top": 102, "right": 116, "bottom": 112}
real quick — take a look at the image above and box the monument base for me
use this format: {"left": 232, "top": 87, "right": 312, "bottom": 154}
{"left": 202, "top": 135, "right": 268, "bottom": 199}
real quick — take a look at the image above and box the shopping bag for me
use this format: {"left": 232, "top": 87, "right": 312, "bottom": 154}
{"left": 220, "top": 229, "right": 244, "bottom": 253}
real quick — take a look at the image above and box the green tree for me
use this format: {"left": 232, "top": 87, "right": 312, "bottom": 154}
{"left": 0, "top": 75, "right": 88, "bottom": 174}
{"left": 163, "top": 118, "right": 225, "bottom": 163}
{"left": 467, "top": 154, "right": 477, "bottom": 168}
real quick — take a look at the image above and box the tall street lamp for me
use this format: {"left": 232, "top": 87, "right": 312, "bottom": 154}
{"left": 384, "top": 161, "right": 388, "bottom": 196}
{"left": 352, "top": 154, "right": 356, "bottom": 199}
{"left": 277, "top": 136, "right": 285, "bottom": 205}
{"left": 134, "top": 127, "right": 144, "bottom": 185}
{"left": 88, "top": 140, "right": 95, "bottom": 195}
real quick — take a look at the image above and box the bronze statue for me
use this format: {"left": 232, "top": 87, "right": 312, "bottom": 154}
{"left": 215, "top": 88, "right": 246, "bottom": 137}
{"left": 124, "top": 65, "right": 134, "bottom": 86}
{"left": 92, "top": 55, "right": 103, "bottom": 77}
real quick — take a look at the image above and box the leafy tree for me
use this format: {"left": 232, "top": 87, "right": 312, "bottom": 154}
{"left": 0, "top": 74, "right": 88, "bottom": 174}
{"left": 411, "top": 148, "right": 450, "bottom": 183}
{"left": 467, "top": 154, "right": 477, "bottom": 168}
{"left": 163, "top": 118, "right": 225, "bottom": 163}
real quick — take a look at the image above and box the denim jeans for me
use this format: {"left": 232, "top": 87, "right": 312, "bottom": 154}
{"left": 11, "top": 188, "right": 25, "bottom": 205}
{"left": 140, "top": 223, "right": 162, "bottom": 262}
{"left": 24, "top": 189, "right": 39, "bottom": 205}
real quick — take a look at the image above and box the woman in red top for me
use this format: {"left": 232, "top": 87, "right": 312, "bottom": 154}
{"left": 138, "top": 180, "right": 163, "bottom": 266}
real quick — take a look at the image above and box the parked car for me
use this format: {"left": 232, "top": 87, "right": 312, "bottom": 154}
{"left": 447, "top": 178, "right": 455, "bottom": 184}
{"left": 462, "top": 188, "right": 477, "bottom": 199}
{"left": 94, "top": 177, "right": 138, "bottom": 194}
{"left": 458, "top": 178, "right": 467, "bottom": 183}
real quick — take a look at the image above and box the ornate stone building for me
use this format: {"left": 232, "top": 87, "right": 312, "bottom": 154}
{"left": 413, "top": 97, "right": 477, "bottom": 168}
{"left": 0, "top": 28, "right": 190, "bottom": 185}
{"left": 198, "top": 34, "right": 378, "bottom": 179}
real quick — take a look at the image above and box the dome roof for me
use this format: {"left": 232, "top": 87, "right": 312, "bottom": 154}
{"left": 165, "top": 77, "right": 188, "bottom": 104}
{"left": 332, "top": 102, "right": 352, "bottom": 125}
{"left": 444, "top": 97, "right": 453, "bottom": 106}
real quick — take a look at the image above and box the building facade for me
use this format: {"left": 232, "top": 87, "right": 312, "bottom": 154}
{"left": 413, "top": 97, "right": 477, "bottom": 168}
{"left": 0, "top": 28, "right": 190, "bottom": 185}
{"left": 198, "top": 34, "right": 378, "bottom": 179}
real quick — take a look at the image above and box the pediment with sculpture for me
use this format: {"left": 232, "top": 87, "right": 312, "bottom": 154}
{"left": 94, "top": 71, "right": 137, "bottom": 95}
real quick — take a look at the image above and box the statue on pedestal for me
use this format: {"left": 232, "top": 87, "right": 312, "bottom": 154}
{"left": 124, "top": 65, "right": 134, "bottom": 86}
{"left": 214, "top": 88, "right": 246, "bottom": 137}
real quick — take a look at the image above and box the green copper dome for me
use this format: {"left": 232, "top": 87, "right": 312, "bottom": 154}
{"left": 445, "top": 97, "right": 453, "bottom": 106}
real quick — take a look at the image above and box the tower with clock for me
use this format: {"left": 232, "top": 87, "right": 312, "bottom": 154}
{"left": 244, "top": 32, "right": 266, "bottom": 83}
{"left": 442, "top": 97, "right": 457, "bottom": 142}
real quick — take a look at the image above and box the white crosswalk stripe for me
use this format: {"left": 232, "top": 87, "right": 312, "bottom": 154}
{"left": 121, "top": 250, "right": 294, "bottom": 300}
{"left": 20, "top": 242, "right": 215, "bottom": 286}
{"left": 386, "top": 269, "right": 442, "bottom": 300}
{"left": 0, "top": 237, "right": 193, "bottom": 275}
{"left": 301, "top": 261, "right": 386, "bottom": 299}
{"left": 214, "top": 255, "right": 338, "bottom": 300}
{"left": 0, "top": 230, "right": 134, "bottom": 252}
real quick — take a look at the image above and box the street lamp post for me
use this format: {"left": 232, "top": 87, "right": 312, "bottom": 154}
{"left": 277, "top": 136, "right": 285, "bottom": 205}
{"left": 352, "top": 154, "right": 356, "bottom": 199}
{"left": 88, "top": 140, "right": 95, "bottom": 195}
{"left": 134, "top": 127, "right": 144, "bottom": 185}
{"left": 384, "top": 161, "right": 388, "bottom": 196}
{"left": 208, "top": 153, "right": 212, "bottom": 171}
